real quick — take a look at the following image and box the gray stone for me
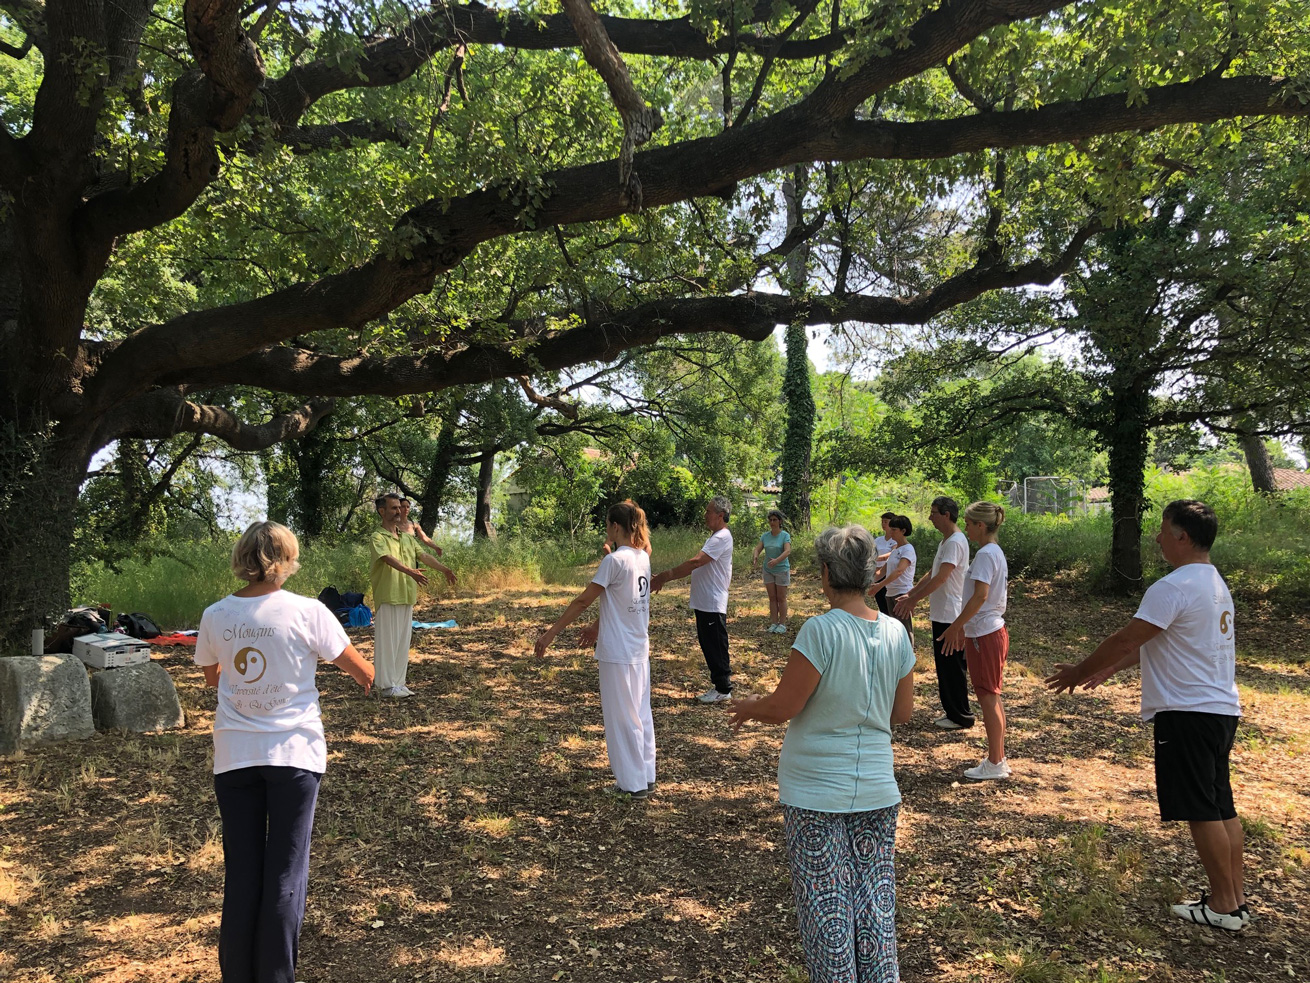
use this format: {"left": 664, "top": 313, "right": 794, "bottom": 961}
{"left": 90, "top": 661, "right": 184, "bottom": 733}
{"left": 0, "top": 655, "right": 95, "bottom": 755}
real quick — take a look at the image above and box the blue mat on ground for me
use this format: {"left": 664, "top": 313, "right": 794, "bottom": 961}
{"left": 412, "top": 619, "right": 458, "bottom": 629}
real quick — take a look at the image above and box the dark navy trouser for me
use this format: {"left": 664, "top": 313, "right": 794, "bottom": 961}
{"left": 932, "top": 620, "right": 975, "bottom": 727}
{"left": 214, "top": 765, "right": 322, "bottom": 983}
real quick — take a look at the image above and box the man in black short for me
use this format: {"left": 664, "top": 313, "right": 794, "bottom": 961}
{"left": 1045, "top": 500, "right": 1246, "bottom": 931}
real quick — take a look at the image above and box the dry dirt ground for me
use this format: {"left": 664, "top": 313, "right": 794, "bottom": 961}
{"left": 3, "top": 571, "right": 1308, "bottom": 983}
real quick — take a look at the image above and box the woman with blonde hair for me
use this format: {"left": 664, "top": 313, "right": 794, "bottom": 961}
{"left": 940, "top": 501, "right": 1011, "bottom": 780}
{"left": 536, "top": 501, "right": 656, "bottom": 797}
{"left": 195, "top": 521, "right": 374, "bottom": 983}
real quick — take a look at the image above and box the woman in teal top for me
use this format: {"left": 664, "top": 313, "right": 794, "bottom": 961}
{"left": 751, "top": 509, "right": 793, "bottom": 634}
{"left": 730, "top": 524, "right": 915, "bottom": 983}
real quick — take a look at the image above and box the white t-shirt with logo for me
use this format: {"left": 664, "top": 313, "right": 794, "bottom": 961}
{"left": 195, "top": 590, "right": 350, "bottom": 775}
{"left": 689, "top": 527, "right": 734, "bottom": 614}
{"left": 1133, "top": 563, "right": 1240, "bottom": 722}
{"left": 929, "top": 531, "right": 970, "bottom": 624}
{"left": 883, "top": 543, "right": 917, "bottom": 597}
{"left": 963, "top": 543, "right": 1008, "bottom": 638}
{"left": 591, "top": 546, "right": 651, "bottom": 664}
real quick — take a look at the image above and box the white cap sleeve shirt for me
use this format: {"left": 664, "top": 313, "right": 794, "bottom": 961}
{"left": 929, "top": 531, "right": 970, "bottom": 623}
{"left": 688, "top": 527, "right": 734, "bottom": 614}
{"left": 778, "top": 610, "right": 916, "bottom": 812}
{"left": 963, "top": 543, "right": 1008, "bottom": 638}
{"left": 1133, "top": 563, "right": 1240, "bottom": 721}
{"left": 883, "top": 543, "right": 917, "bottom": 596}
{"left": 194, "top": 590, "right": 350, "bottom": 774}
{"left": 591, "top": 547, "right": 652, "bottom": 664}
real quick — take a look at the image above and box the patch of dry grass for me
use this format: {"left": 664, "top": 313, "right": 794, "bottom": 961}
{"left": 2, "top": 577, "right": 1308, "bottom": 982}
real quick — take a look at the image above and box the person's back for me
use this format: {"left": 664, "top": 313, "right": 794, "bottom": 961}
{"left": 1137, "top": 563, "right": 1238, "bottom": 720}
{"left": 594, "top": 545, "right": 652, "bottom": 664}
{"left": 779, "top": 609, "right": 914, "bottom": 813}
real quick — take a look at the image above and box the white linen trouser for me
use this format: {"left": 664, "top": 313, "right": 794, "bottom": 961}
{"left": 598, "top": 660, "right": 656, "bottom": 793}
{"left": 374, "top": 603, "right": 414, "bottom": 691}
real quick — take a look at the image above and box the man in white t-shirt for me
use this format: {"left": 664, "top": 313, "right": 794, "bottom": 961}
{"left": 1045, "top": 500, "right": 1246, "bottom": 932}
{"left": 895, "top": 496, "right": 973, "bottom": 729}
{"left": 651, "top": 496, "right": 735, "bottom": 703}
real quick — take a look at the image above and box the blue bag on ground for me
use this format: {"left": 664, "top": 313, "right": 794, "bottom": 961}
{"left": 346, "top": 604, "right": 372, "bottom": 628}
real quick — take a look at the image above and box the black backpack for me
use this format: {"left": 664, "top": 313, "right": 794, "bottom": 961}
{"left": 318, "top": 585, "right": 345, "bottom": 612}
{"left": 118, "top": 612, "right": 162, "bottom": 638}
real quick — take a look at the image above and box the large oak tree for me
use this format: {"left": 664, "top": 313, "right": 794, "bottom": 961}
{"left": 1, "top": 0, "right": 1308, "bottom": 642}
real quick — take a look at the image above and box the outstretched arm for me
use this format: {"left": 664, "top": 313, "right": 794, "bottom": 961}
{"left": 895, "top": 561, "right": 956, "bottom": 617}
{"left": 868, "top": 557, "right": 910, "bottom": 596}
{"left": 939, "top": 580, "right": 988, "bottom": 655}
{"left": 1045, "top": 619, "right": 1161, "bottom": 694}
{"left": 651, "top": 550, "right": 712, "bottom": 593}
{"left": 728, "top": 650, "right": 821, "bottom": 730}
{"left": 535, "top": 582, "right": 606, "bottom": 656}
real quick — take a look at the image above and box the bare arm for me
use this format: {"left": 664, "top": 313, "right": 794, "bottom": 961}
{"left": 898, "top": 561, "right": 956, "bottom": 612}
{"left": 868, "top": 557, "right": 910, "bottom": 596}
{"left": 890, "top": 669, "right": 916, "bottom": 725}
{"left": 535, "top": 582, "right": 606, "bottom": 656}
{"left": 651, "top": 550, "right": 713, "bottom": 593}
{"left": 1045, "top": 619, "right": 1162, "bottom": 694}
{"left": 380, "top": 553, "right": 427, "bottom": 585}
{"left": 331, "top": 643, "right": 374, "bottom": 695}
{"left": 751, "top": 542, "right": 764, "bottom": 568}
{"left": 728, "top": 650, "right": 821, "bottom": 730}
{"left": 202, "top": 663, "right": 221, "bottom": 687}
{"left": 939, "top": 579, "right": 989, "bottom": 655}
{"left": 767, "top": 541, "right": 792, "bottom": 568}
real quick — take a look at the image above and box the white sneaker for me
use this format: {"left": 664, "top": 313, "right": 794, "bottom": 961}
{"left": 1170, "top": 896, "right": 1244, "bottom": 931}
{"left": 964, "top": 757, "right": 1011, "bottom": 780}
{"left": 382, "top": 686, "right": 410, "bottom": 699}
{"left": 934, "top": 716, "right": 965, "bottom": 730}
{"left": 395, "top": 684, "right": 415, "bottom": 697}
{"left": 696, "top": 688, "right": 732, "bottom": 704}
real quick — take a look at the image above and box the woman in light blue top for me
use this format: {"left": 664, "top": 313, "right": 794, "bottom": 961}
{"left": 730, "top": 525, "right": 915, "bottom": 983}
{"left": 751, "top": 508, "right": 793, "bottom": 634}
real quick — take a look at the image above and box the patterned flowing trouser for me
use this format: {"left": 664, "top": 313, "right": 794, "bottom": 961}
{"left": 783, "top": 803, "right": 900, "bottom": 983}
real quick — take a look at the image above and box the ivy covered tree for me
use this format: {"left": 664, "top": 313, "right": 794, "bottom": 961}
{"left": 3, "top": 0, "right": 1310, "bottom": 642}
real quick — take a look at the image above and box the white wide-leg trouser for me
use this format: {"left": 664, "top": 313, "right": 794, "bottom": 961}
{"left": 374, "top": 603, "right": 414, "bottom": 691}
{"left": 598, "top": 660, "right": 656, "bottom": 793}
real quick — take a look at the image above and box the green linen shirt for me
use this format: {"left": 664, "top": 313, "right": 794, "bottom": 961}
{"left": 370, "top": 529, "right": 420, "bottom": 607}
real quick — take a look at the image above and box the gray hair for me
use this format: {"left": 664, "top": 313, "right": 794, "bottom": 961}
{"left": 814, "top": 524, "right": 877, "bottom": 592}
{"left": 709, "top": 495, "right": 731, "bottom": 520}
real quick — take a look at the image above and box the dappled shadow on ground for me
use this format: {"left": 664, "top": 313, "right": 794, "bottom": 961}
{"left": 2, "top": 576, "right": 1308, "bottom": 983}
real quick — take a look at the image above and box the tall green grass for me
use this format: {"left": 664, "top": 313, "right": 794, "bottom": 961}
{"left": 72, "top": 469, "right": 1310, "bottom": 627}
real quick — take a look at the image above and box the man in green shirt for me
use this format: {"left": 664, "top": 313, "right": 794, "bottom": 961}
{"left": 370, "top": 493, "right": 455, "bottom": 698}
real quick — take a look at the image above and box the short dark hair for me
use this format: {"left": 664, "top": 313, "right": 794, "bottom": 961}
{"left": 880, "top": 511, "right": 897, "bottom": 521}
{"left": 1162, "top": 499, "right": 1217, "bottom": 550}
{"left": 889, "top": 514, "right": 912, "bottom": 537}
{"left": 930, "top": 496, "right": 960, "bottom": 522}
{"left": 374, "top": 492, "right": 402, "bottom": 511}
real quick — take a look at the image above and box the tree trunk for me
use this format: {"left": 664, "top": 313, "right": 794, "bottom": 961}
{"left": 1105, "top": 383, "right": 1152, "bottom": 594}
{"left": 418, "top": 414, "right": 459, "bottom": 534}
{"left": 0, "top": 425, "right": 88, "bottom": 650}
{"left": 778, "top": 167, "right": 814, "bottom": 529}
{"left": 780, "top": 322, "right": 814, "bottom": 529}
{"left": 473, "top": 448, "right": 497, "bottom": 540}
{"left": 293, "top": 424, "right": 333, "bottom": 537}
{"left": 1238, "top": 431, "right": 1277, "bottom": 494}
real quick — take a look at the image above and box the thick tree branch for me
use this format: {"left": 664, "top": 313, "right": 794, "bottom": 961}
{"left": 559, "top": 0, "right": 661, "bottom": 207}
{"left": 518, "top": 377, "right": 580, "bottom": 420}
{"left": 96, "top": 388, "right": 336, "bottom": 449}
{"left": 83, "top": 71, "right": 1306, "bottom": 420}
{"left": 278, "top": 118, "right": 412, "bottom": 153}
{"left": 0, "top": 0, "right": 46, "bottom": 54}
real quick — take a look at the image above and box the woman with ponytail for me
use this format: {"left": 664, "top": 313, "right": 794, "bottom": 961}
{"left": 535, "top": 501, "right": 656, "bottom": 797}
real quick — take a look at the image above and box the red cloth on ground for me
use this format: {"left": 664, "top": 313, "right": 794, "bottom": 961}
{"left": 151, "top": 633, "right": 197, "bottom": 647}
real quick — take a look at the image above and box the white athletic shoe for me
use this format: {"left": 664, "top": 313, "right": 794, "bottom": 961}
{"left": 1170, "top": 895, "right": 1244, "bottom": 931}
{"left": 382, "top": 686, "right": 410, "bottom": 699}
{"left": 933, "top": 716, "right": 965, "bottom": 730}
{"left": 395, "top": 684, "right": 415, "bottom": 697}
{"left": 964, "top": 757, "right": 1011, "bottom": 780}
{"left": 696, "top": 688, "right": 732, "bottom": 704}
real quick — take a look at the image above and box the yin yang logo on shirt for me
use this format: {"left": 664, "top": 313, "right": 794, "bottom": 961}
{"left": 637, "top": 575, "right": 649, "bottom": 599}
{"left": 234, "top": 646, "right": 267, "bottom": 683}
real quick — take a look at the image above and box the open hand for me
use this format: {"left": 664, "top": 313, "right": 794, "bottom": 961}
{"left": 579, "top": 622, "right": 599, "bottom": 646}
{"left": 443, "top": 569, "right": 457, "bottom": 587}
{"left": 937, "top": 622, "right": 966, "bottom": 656}
{"left": 534, "top": 631, "right": 554, "bottom": 659}
{"left": 726, "top": 695, "right": 761, "bottom": 733}
{"left": 893, "top": 595, "right": 915, "bottom": 619}
{"left": 1043, "top": 663, "right": 1084, "bottom": 694}
{"left": 409, "top": 569, "right": 429, "bottom": 586}
{"left": 650, "top": 572, "right": 667, "bottom": 594}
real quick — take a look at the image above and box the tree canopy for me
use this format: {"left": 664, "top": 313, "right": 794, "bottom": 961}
{"left": 3, "top": 0, "right": 1310, "bottom": 639}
